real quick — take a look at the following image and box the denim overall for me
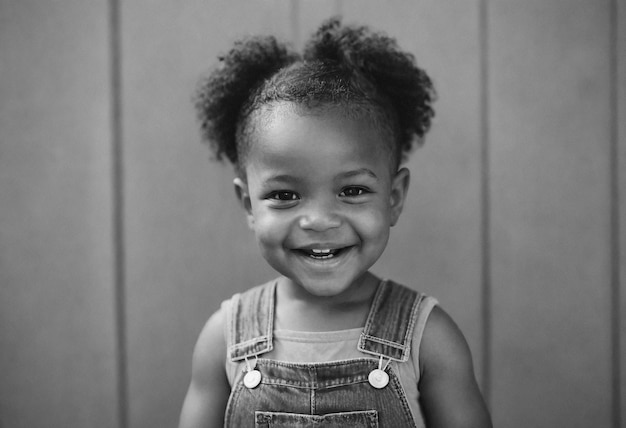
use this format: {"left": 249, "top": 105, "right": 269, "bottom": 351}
{"left": 223, "top": 280, "right": 426, "bottom": 427}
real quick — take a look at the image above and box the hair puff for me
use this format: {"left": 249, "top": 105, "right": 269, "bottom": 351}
{"left": 303, "top": 18, "right": 436, "bottom": 155}
{"left": 194, "top": 36, "right": 299, "bottom": 164}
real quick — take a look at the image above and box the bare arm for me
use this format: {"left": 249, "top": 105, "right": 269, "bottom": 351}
{"left": 179, "top": 308, "right": 231, "bottom": 428}
{"left": 419, "top": 307, "right": 492, "bottom": 428}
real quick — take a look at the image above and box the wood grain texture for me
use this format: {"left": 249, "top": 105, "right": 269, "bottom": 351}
{"left": 489, "top": 1, "right": 613, "bottom": 426}
{"left": 0, "top": 1, "right": 118, "bottom": 427}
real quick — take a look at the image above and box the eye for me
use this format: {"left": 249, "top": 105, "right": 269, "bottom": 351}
{"left": 339, "top": 186, "right": 369, "bottom": 197}
{"left": 267, "top": 191, "right": 299, "bottom": 201}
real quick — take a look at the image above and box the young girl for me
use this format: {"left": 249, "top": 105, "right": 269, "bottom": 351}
{"left": 179, "top": 18, "right": 492, "bottom": 428}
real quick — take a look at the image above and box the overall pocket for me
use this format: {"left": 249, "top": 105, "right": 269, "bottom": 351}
{"left": 255, "top": 410, "right": 379, "bottom": 427}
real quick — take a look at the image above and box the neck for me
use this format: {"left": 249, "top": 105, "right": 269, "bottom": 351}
{"left": 274, "top": 273, "right": 381, "bottom": 332}
{"left": 277, "top": 272, "right": 380, "bottom": 309}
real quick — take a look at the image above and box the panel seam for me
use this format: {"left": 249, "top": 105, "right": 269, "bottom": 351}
{"left": 109, "top": 0, "right": 128, "bottom": 427}
{"left": 479, "top": 0, "right": 492, "bottom": 407}
{"left": 609, "top": 0, "right": 621, "bottom": 426}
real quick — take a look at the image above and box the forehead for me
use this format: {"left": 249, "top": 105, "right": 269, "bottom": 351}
{"left": 244, "top": 102, "right": 395, "bottom": 173}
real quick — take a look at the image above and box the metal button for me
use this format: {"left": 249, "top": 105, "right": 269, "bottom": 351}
{"left": 368, "top": 368, "right": 389, "bottom": 389}
{"left": 243, "top": 369, "right": 262, "bottom": 389}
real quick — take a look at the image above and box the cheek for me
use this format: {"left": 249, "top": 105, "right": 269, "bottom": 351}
{"left": 352, "top": 205, "right": 392, "bottom": 241}
{"left": 251, "top": 209, "right": 288, "bottom": 246}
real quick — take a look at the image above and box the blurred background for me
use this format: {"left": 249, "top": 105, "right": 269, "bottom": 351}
{"left": 1, "top": 1, "right": 624, "bottom": 427}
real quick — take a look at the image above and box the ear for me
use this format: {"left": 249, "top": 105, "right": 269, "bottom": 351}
{"left": 389, "top": 167, "right": 410, "bottom": 227}
{"left": 233, "top": 177, "right": 255, "bottom": 230}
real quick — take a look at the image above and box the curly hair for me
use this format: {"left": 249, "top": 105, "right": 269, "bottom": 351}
{"left": 194, "top": 18, "right": 435, "bottom": 172}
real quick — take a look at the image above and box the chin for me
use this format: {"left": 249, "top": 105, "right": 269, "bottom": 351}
{"left": 303, "top": 285, "right": 346, "bottom": 298}
{"left": 296, "top": 275, "right": 360, "bottom": 298}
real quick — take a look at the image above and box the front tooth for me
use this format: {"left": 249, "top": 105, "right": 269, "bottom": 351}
{"left": 312, "top": 249, "right": 331, "bottom": 254}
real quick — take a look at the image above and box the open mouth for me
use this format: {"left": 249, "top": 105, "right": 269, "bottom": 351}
{"left": 297, "top": 247, "right": 350, "bottom": 260}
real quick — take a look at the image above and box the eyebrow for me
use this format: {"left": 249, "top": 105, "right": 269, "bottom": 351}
{"left": 338, "top": 168, "right": 379, "bottom": 180}
{"left": 262, "top": 174, "right": 302, "bottom": 184}
{"left": 263, "top": 168, "right": 378, "bottom": 184}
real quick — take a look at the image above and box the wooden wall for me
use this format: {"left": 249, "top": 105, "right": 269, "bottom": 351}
{"left": 0, "top": 1, "right": 119, "bottom": 427}
{"left": 1, "top": 1, "right": 623, "bottom": 427}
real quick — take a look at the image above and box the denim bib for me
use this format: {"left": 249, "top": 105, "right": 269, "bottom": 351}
{"left": 224, "top": 280, "right": 424, "bottom": 428}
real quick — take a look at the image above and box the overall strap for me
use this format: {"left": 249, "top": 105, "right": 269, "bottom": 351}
{"left": 227, "top": 281, "right": 276, "bottom": 362}
{"left": 358, "top": 280, "right": 423, "bottom": 362}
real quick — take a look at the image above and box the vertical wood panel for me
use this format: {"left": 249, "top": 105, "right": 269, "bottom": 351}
{"left": 489, "top": 1, "right": 613, "bottom": 426}
{"left": 0, "top": 1, "right": 118, "bottom": 427}
{"left": 336, "top": 0, "right": 486, "bottom": 390}
{"left": 121, "top": 2, "right": 291, "bottom": 426}
{"left": 617, "top": 0, "right": 626, "bottom": 425}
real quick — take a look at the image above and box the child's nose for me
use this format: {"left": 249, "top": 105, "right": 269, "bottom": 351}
{"left": 298, "top": 201, "right": 341, "bottom": 232}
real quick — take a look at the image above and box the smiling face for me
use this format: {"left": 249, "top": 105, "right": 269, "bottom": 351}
{"left": 235, "top": 102, "right": 410, "bottom": 299}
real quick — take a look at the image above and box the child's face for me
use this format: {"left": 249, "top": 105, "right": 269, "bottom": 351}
{"left": 235, "top": 103, "right": 410, "bottom": 298}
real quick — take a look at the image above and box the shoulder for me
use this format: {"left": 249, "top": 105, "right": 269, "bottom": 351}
{"left": 419, "top": 306, "right": 473, "bottom": 375}
{"left": 384, "top": 280, "right": 433, "bottom": 304}
{"left": 417, "top": 306, "right": 492, "bottom": 427}
{"left": 192, "top": 307, "right": 228, "bottom": 379}
{"left": 204, "top": 280, "right": 275, "bottom": 354}
{"left": 241, "top": 279, "right": 276, "bottom": 295}
{"left": 378, "top": 279, "right": 424, "bottom": 306}
{"left": 227, "top": 280, "right": 276, "bottom": 324}
{"left": 178, "top": 308, "right": 231, "bottom": 428}
{"left": 223, "top": 280, "right": 276, "bottom": 310}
